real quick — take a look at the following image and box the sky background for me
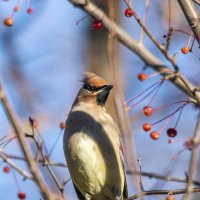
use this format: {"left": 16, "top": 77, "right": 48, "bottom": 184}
{"left": 0, "top": 0, "right": 200, "bottom": 199}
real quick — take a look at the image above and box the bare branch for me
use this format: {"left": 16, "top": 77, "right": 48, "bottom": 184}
{"left": 183, "top": 110, "right": 200, "bottom": 200}
{"left": 127, "top": 170, "right": 200, "bottom": 186}
{"left": 0, "top": 151, "right": 33, "bottom": 179}
{"left": 28, "top": 126, "right": 64, "bottom": 194}
{"left": 127, "top": 187, "right": 200, "bottom": 199}
{"left": 4, "top": 153, "right": 67, "bottom": 168}
{"left": 123, "top": 0, "right": 179, "bottom": 72}
{"left": 0, "top": 83, "right": 62, "bottom": 200}
{"left": 192, "top": 0, "right": 200, "bottom": 6}
{"left": 177, "top": 0, "right": 200, "bottom": 44}
{"left": 67, "top": 0, "right": 200, "bottom": 105}
{"left": 107, "top": 0, "right": 139, "bottom": 191}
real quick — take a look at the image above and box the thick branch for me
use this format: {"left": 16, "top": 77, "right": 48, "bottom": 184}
{"left": 177, "top": 0, "right": 200, "bottom": 44}
{"left": 68, "top": 0, "right": 200, "bottom": 104}
{"left": 107, "top": 0, "right": 139, "bottom": 191}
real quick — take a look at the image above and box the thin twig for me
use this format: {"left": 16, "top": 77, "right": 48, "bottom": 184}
{"left": 127, "top": 170, "right": 200, "bottom": 186}
{"left": 3, "top": 153, "right": 67, "bottom": 168}
{"left": 48, "top": 130, "right": 63, "bottom": 159}
{"left": 68, "top": 0, "right": 200, "bottom": 105}
{"left": 192, "top": 0, "right": 200, "bottom": 6}
{"left": 139, "top": 0, "right": 150, "bottom": 43}
{"left": 29, "top": 124, "right": 64, "bottom": 194}
{"left": 127, "top": 187, "right": 200, "bottom": 199}
{"left": 123, "top": 0, "right": 179, "bottom": 71}
{"left": 184, "top": 109, "right": 200, "bottom": 200}
{"left": 0, "top": 83, "right": 62, "bottom": 200}
{"left": 0, "top": 151, "right": 33, "bottom": 179}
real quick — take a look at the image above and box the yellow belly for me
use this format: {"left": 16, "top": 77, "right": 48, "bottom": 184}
{"left": 65, "top": 132, "right": 123, "bottom": 199}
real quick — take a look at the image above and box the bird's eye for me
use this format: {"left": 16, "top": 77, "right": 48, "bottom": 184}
{"left": 83, "top": 84, "right": 96, "bottom": 93}
{"left": 87, "top": 86, "right": 96, "bottom": 93}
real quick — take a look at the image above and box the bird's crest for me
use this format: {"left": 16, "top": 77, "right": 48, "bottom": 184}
{"left": 82, "top": 72, "right": 107, "bottom": 88}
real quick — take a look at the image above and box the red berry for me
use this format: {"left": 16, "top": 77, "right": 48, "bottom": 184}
{"left": 143, "top": 123, "right": 152, "bottom": 131}
{"left": 138, "top": 73, "right": 147, "bottom": 81}
{"left": 13, "top": 5, "right": 20, "bottom": 12}
{"left": 150, "top": 131, "right": 160, "bottom": 140}
{"left": 92, "top": 20, "right": 103, "bottom": 30}
{"left": 143, "top": 106, "right": 153, "bottom": 116}
{"left": 124, "top": 8, "right": 133, "bottom": 17}
{"left": 3, "top": 17, "right": 13, "bottom": 27}
{"left": 181, "top": 46, "right": 189, "bottom": 54}
{"left": 27, "top": 7, "right": 33, "bottom": 14}
{"left": 3, "top": 166, "right": 10, "bottom": 173}
{"left": 18, "top": 192, "right": 26, "bottom": 199}
{"left": 167, "top": 128, "right": 177, "bottom": 138}
{"left": 59, "top": 122, "right": 65, "bottom": 129}
{"left": 166, "top": 194, "right": 175, "bottom": 200}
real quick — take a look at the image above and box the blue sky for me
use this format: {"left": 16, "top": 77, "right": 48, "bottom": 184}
{"left": 0, "top": 0, "right": 199, "bottom": 199}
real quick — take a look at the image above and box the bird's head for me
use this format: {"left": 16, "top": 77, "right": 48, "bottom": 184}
{"left": 78, "top": 72, "right": 113, "bottom": 106}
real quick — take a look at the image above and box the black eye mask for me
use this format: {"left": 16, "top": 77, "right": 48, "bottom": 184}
{"left": 83, "top": 84, "right": 107, "bottom": 93}
{"left": 96, "top": 90, "right": 110, "bottom": 106}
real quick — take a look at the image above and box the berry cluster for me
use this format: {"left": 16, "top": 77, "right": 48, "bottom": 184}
{"left": 76, "top": 6, "right": 134, "bottom": 31}
{"left": 125, "top": 70, "right": 191, "bottom": 141}
{"left": 3, "top": 0, "right": 33, "bottom": 27}
{"left": 2, "top": 165, "right": 27, "bottom": 199}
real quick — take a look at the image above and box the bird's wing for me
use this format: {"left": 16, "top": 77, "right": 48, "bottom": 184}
{"left": 112, "top": 118, "right": 128, "bottom": 199}
{"left": 119, "top": 140, "right": 128, "bottom": 199}
{"left": 73, "top": 182, "right": 85, "bottom": 200}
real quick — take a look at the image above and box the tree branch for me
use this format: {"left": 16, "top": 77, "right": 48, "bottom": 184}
{"left": 192, "top": 0, "right": 200, "bottom": 6}
{"left": 68, "top": 0, "right": 200, "bottom": 105}
{"left": 107, "top": 0, "right": 139, "bottom": 191}
{"left": 127, "top": 187, "right": 200, "bottom": 199}
{"left": 123, "top": 0, "right": 178, "bottom": 72}
{"left": 0, "top": 83, "right": 63, "bottom": 200}
{"left": 0, "top": 151, "right": 33, "bottom": 179}
{"left": 28, "top": 124, "right": 64, "bottom": 195}
{"left": 3, "top": 153, "right": 67, "bottom": 168}
{"left": 177, "top": 0, "right": 200, "bottom": 44}
{"left": 127, "top": 170, "right": 200, "bottom": 186}
{"left": 184, "top": 109, "right": 200, "bottom": 200}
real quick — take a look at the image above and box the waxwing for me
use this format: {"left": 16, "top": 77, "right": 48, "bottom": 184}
{"left": 63, "top": 72, "right": 128, "bottom": 200}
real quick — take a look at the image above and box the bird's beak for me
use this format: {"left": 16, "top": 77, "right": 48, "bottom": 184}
{"left": 104, "top": 85, "right": 113, "bottom": 91}
{"left": 96, "top": 85, "right": 113, "bottom": 106}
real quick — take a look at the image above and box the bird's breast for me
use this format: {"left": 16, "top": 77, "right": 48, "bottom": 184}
{"left": 66, "top": 132, "right": 107, "bottom": 194}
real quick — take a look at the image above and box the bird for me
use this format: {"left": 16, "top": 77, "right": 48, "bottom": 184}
{"left": 63, "top": 72, "right": 128, "bottom": 200}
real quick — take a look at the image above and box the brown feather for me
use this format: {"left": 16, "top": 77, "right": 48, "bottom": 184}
{"left": 83, "top": 72, "right": 107, "bottom": 88}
